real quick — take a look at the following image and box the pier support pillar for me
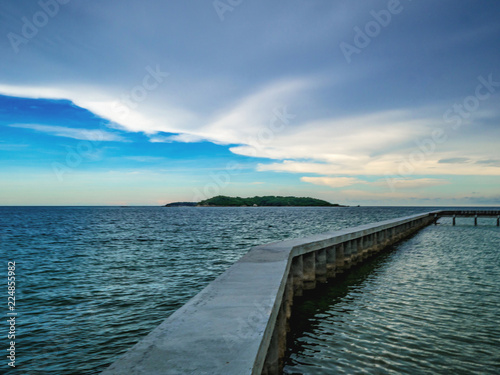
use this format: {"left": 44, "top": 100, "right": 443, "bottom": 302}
{"left": 335, "top": 243, "right": 345, "bottom": 274}
{"left": 292, "top": 256, "right": 303, "bottom": 297}
{"left": 497, "top": 216, "right": 499, "bottom": 227}
{"left": 302, "top": 252, "right": 316, "bottom": 290}
{"left": 326, "top": 246, "right": 336, "bottom": 278}
{"left": 474, "top": 215, "right": 478, "bottom": 226}
{"left": 453, "top": 215, "right": 456, "bottom": 226}
{"left": 315, "top": 249, "right": 327, "bottom": 283}
{"left": 343, "top": 241, "right": 352, "bottom": 270}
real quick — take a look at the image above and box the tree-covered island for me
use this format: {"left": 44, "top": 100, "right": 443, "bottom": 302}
{"left": 165, "top": 195, "right": 347, "bottom": 207}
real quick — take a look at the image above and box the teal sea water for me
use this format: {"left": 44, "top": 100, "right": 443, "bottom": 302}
{"left": 284, "top": 216, "right": 500, "bottom": 374}
{"left": 0, "top": 206, "right": 498, "bottom": 374}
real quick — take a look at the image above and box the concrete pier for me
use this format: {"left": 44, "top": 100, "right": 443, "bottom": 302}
{"left": 101, "top": 211, "right": 439, "bottom": 375}
{"left": 435, "top": 210, "right": 500, "bottom": 226}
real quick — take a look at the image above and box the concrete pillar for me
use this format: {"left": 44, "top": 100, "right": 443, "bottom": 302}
{"left": 262, "top": 299, "right": 287, "bottom": 375}
{"left": 371, "top": 233, "right": 378, "bottom": 254}
{"left": 365, "top": 232, "right": 377, "bottom": 258}
{"left": 292, "top": 256, "right": 303, "bottom": 297}
{"left": 453, "top": 215, "right": 456, "bottom": 226}
{"left": 344, "top": 241, "right": 352, "bottom": 270}
{"left": 285, "top": 272, "right": 293, "bottom": 325}
{"left": 335, "top": 243, "right": 345, "bottom": 274}
{"left": 315, "top": 249, "right": 327, "bottom": 283}
{"left": 277, "top": 301, "right": 287, "bottom": 370}
{"left": 326, "top": 246, "right": 336, "bottom": 278}
{"left": 351, "top": 239, "right": 359, "bottom": 265}
{"left": 359, "top": 236, "right": 365, "bottom": 259}
{"left": 380, "top": 230, "right": 386, "bottom": 248}
{"left": 262, "top": 324, "right": 279, "bottom": 375}
{"left": 360, "top": 236, "right": 367, "bottom": 259}
{"left": 474, "top": 215, "right": 478, "bottom": 226}
{"left": 302, "top": 252, "right": 316, "bottom": 290}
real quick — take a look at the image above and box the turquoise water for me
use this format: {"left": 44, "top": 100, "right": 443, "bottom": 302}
{"left": 284, "top": 217, "right": 500, "bottom": 374}
{"left": 1, "top": 206, "right": 498, "bottom": 374}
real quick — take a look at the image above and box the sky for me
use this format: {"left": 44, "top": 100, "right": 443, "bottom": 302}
{"left": 0, "top": 0, "right": 499, "bottom": 206}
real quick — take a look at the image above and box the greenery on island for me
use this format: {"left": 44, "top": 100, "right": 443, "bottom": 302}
{"left": 197, "top": 195, "right": 343, "bottom": 207}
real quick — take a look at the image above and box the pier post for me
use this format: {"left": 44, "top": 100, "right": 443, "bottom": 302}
{"left": 326, "top": 246, "right": 336, "bottom": 278}
{"left": 315, "top": 249, "right": 327, "bottom": 283}
{"left": 292, "top": 256, "right": 303, "bottom": 297}
{"left": 453, "top": 215, "right": 456, "bottom": 226}
{"left": 474, "top": 215, "right": 478, "bottom": 226}
{"left": 302, "top": 252, "right": 316, "bottom": 290}
{"left": 344, "top": 241, "right": 352, "bottom": 270}
{"left": 497, "top": 216, "right": 499, "bottom": 227}
{"left": 335, "top": 243, "right": 345, "bottom": 274}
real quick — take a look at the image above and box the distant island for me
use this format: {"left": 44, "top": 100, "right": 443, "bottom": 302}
{"left": 164, "top": 202, "right": 198, "bottom": 207}
{"left": 164, "top": 195, "right": 347, "bottom": 207}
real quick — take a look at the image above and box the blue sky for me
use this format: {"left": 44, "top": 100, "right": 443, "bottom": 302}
{"left": 1, "top": 0, "right": 499, "bottom": 205}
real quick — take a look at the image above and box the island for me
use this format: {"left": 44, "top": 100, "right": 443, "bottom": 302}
{"left": 164, "top": 202, "right": 198, "bottom": 207}
{"left": 164, "top": 195, "right": 347, "bottom": 207}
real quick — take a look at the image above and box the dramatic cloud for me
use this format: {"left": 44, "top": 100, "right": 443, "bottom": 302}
{"left": 1, "top": 0, "right": 500, "bottom": 205}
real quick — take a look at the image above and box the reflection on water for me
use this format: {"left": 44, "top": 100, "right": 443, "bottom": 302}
{"left": 284, "top": 219, "right": 500, "bottom": 375}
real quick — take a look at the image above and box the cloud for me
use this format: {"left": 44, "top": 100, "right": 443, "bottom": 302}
{"left": 0, "top": 143, "right": 29, "bottom": 151}
{"left": 476, "top": 159, "right": 500, "bottom": 166}
{"left": 300, "top": 176, "right": 449, "bottom": 190}
{"left": 301, "top": 176, "right": 365, "bottom": 188}
{"left": 149, "top": 134, "right": 206, "bottom": 143}
{"left": 123, "top": 156, "right": 166, "bottom": 162}
{"left": 375, "top": 178, "right": 450, "bottom": 189}
{"left": 9, "top": 124, "right": 126, "bottom": 142}
{"left": 438, "top": 157, "right": 470, "bottom": 164}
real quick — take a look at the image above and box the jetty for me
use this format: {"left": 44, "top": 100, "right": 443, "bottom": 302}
{"left": 433, "top": 210, "right": 500, "bottom": 226}
{"left": 101, "top": 209, "right": 499, "bottom": 375}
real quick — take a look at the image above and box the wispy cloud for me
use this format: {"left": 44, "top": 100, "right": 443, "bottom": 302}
{"left": 300, "top": 176, "right": 449, "bottom": 190}
{"left": 301, "top": 176, "right": 365, "bottom": 188}
{"left": 475, "top": 159, "right": 500, "bottom": 167}
{"left": 9, "top": 124, "right": 126, "bottom": 142}
{"left": 0, "top": 143, "right": 29, "bottom": 151}
{"left": 438, "top": 157, "right": 471, "bottom": 164}
{"left": 371, "top": 178, "right": 450, "bottom": 189}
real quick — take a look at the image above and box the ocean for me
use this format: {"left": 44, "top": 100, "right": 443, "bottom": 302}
{"left": 1, "top": 206, "right": 498, "bottom": 374}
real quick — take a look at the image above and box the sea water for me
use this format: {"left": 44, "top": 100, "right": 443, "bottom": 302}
{"left": 0, "top": 206, "right": 498, "bottom": 374}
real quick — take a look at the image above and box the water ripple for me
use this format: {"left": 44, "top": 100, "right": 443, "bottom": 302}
{"left": 284, "top": 223, "right": 500, "bottom": 375}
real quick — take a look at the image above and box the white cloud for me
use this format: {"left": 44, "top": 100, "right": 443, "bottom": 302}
{"left": 301, "top": 176, "right": 365, "bottom": 188}
{"left": 1, "top": 78, "right": 499, "bottom": 181}
{"left": 300, "top": 176, "right": 449, "bottom": 190}
{"left": 0, "top": 143, "right": 29, "bottom": 151}
{"left": 373, "top": 177, "right": 450, "bottom": 189}
{"left": 9, "top": 124, "right": 126, "bottom": 142}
